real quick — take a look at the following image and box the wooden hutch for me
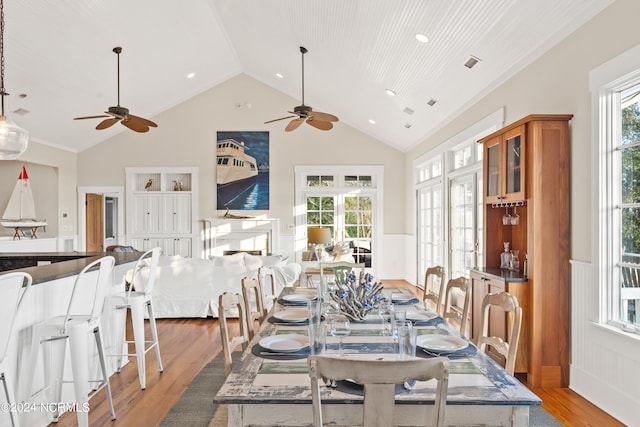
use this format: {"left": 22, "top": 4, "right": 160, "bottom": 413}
{"left": 470, "top": 114, "right": 572, "bottom": 388}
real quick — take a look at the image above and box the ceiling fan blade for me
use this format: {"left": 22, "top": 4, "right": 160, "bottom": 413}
{"left": 306, "top": 118, "right": 333, "bottom": 131}
{"left": 74, "top": 114, "right": 110, "bottom": 120}
{"left": 285, "top": 118, "right": 305, "bottom": 132}
{"left": 265, "top": 115, "right": 297, "bottom": 124}
{"left": 127, "top": 114, "right": 158, "bottom": 127}
{"left": 96, "top": 118, "right": 119, "bottom": 130}
{"left": 121, "top": 116, "right": 151, "bottom": 133}
{"left": 310, "top": 111, "right": 339, "bottom": 122}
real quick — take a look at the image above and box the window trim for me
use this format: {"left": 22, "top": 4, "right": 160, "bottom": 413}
{"left": 590, "top": 42, "right": 640, "bottom": 331}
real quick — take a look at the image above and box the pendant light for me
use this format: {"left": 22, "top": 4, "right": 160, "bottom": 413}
{"left": 0, "top": 0, "right": 28, "bottom": 160}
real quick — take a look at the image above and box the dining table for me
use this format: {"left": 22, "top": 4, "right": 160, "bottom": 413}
{"left": 214, "top": 285, "right": 542, "bottom": 426}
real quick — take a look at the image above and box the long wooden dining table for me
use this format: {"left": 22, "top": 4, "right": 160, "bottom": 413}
{"left": 214, "top": 286, "right": 541, "bottom": 426}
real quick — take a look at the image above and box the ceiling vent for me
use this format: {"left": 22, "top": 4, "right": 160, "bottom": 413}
{"left": 12, "top": 108, "right": 30, "bottom": 115}
{"left": 403, "top": 107, "right": 414, "bottom": 115}
{"left": 427, "top": 99, "right": 437, "bottom": 107}
{"left": 404, "top": 123, "right": 412, "bottom": 129}
{"left": 464, "top": 56, "right": 481, "bottom": 69}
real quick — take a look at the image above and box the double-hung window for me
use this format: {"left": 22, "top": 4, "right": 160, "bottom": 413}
{"left": 592, "top": 45, "right": 640, "bottom": 332}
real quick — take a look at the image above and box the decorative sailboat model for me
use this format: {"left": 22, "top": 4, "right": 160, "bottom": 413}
{"left": 1, "top": 165, "right": 47, "bottom": 239}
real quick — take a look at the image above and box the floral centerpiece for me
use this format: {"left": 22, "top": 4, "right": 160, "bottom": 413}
{"left": 328, "top": 272, "right": 384, "bottom": 321}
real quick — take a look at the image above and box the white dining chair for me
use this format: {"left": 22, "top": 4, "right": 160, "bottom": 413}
{"left": 242, "top": 276, "right": 267, "bottom": 340}
{"left": 108, "top": 247, "right": 163, "bottom": 389}
{"left": 24, "top": 256, "right": 117, "bottom": 427}
{"left": 308, "top": 355, "right": 450, "bottom": 427}
{"left": 476, "top": 291, "right": 523, "bottom": 375}
{"left": 218, "top": 292, "right": 250, "bottom": 376}
{"left": 442, "top": 276, "right": 471, "bottom": 336}
{"left": 258, "top": 265, "right": 278, "bottom": 307}
{"left": 0, "top": 272, "right": 33, "bottom": 427}
{"left": 423, "top": 265, "right": 445, "bottom": 314}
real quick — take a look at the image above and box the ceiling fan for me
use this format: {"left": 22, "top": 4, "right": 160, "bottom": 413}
{"left": 74, "top": 47, "right": 157, "bottom": 133}
{"left": 264, "top": 46, "right": 338, "bottom": 132}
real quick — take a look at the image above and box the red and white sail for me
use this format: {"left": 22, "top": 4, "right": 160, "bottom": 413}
{"left": 2, "top": 165, "right": 47, "bottom": 226}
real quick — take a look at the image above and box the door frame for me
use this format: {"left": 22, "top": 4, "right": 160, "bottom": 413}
{"left": 77, "top": 186, "right": 125, "bottom": 252}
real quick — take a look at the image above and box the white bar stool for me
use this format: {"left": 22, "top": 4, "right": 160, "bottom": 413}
{"left": 109, "top": 247, "right": 163, "bottom": 389}
{"left": 0, "top": 272, "right": 33, "bottom": 427}
{"left": 23, "top": 256, "right": 116, "bottom": 427}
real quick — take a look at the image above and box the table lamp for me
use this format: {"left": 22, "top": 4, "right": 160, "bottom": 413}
{"left": 307, "top": 227, "right": 332, "bottom": 261}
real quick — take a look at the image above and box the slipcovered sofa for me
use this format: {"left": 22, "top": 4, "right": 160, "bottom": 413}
{"left": 136, "top": 252, "right": 301, "bottom": 318}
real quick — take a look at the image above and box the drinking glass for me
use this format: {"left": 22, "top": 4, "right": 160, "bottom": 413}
{"left": 502, "top": 206, "right": 512, "bottom": 225}
{"left": 378, "top": 299, "right": 394, "bottom": 335}
{"left": 511, "top": 206, "right": 520, "bottom": 225}
{"left": 330, "top": 316, "right": 351, "bottom": 356}
{"left": 392, "top": 320, "right": 413, "bottom": 358}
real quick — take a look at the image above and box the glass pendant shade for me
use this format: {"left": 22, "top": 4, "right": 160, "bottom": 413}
{"left": 0, "top": 115, "right": 29, "bottom": 159}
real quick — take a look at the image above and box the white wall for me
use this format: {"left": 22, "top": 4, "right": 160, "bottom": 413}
{"left": 404, "top": 0, "right": 640, "bottom": 424}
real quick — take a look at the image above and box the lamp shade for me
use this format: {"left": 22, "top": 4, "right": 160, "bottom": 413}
{"left": 308, "top": 227, "right": 332, "bottom": 245}
{"left": 0, "top": 116, "right": 29, "bottom": 160}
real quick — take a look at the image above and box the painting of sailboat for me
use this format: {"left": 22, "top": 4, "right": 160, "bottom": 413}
{"left": 216, "top": 131, "right": 269, "bottom": 210}
{"left": 1, "top": 165, "right": 47, "bottom": 239}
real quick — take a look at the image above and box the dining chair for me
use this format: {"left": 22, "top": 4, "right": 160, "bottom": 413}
{"left": 218, "top": 292, "right": 250, "bottom": 376}
{"left": 24, "top": 256, "right": 117, "bottom": 427}
{"left": 319, "top": 261, "right": 365, "bottom": 290}
{"left": 108, "top": 247, "right": 163, "bottom": 389}
{"left": 423, "top": 265, "right": 445, "bottom": 314}
{"left": 476, "top": 291, "right": 523, "bottom": 375}
{"left": 441, "top": 276, "right": 471, "bottom": 336}
{"left": 308, "top": 355, "right": 450, "bottom": 427}
{"left": 0, "top": 272, "right": 33, "bottom": 427}
{"left": 242, "top": 276, "right": 267, "bottom": 340}
{"left": 257, "top": 266, "right": 278, "bottom": 308}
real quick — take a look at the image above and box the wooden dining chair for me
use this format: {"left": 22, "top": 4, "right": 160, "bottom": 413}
{"left": 476, "top": 291, "right": 523, "bottom": 375}
{"left": 319, "top": 261, "right": 365, "bottom": 289}
{"left": 258, "top": 266, "right": 278, "bottom": 308}
{"left": 423, "top": 265, "right": 445, "bottom": 314}
{"left": 308, "top": 355, "right": 450, "bottom": 427}
{"left": 241, "top": 277, "right": 267, "bottom": 340}
{"left": 218, "top": 292, "right": 250, "bottom": 376}
{"left": 442, "top": 276, "right": 471, "bottom": 336}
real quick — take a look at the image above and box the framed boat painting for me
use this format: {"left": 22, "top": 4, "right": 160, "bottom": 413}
{"left": 216, "top": 131, "right": 269, "bottom": 210}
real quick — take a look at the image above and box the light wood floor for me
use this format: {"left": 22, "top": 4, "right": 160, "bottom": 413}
{"left": 51, "top": 280, "right": 624, "bottom": 427}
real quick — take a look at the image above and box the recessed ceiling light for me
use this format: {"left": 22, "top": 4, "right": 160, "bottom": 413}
{"left": 404, "top": 123, "right": 412, "bottom": 129}
{"left": 275, "top": 73, "right": 284, "bottom": 79}
{"left": 385, "top": 89, "right": 396, "bottom": 96}
{"left": 368, "top": 119, "right": 376, "bottom": 125}
{"left": 415, "top": 33, "right": 429, "bottom": 43}
{"left": 187, "top": 72, "right": 195, "bottom": 79}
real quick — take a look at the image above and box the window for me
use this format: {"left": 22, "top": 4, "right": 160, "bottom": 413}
{"left": 592, "top": 44, "right": 640, "bottom": 333}
{"left": 295, "top": 166, "right": 383, "bottom": 273}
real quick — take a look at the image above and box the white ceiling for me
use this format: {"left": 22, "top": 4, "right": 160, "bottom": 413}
{"left": 4, "top": 0, "right": 612, "bottom": 153}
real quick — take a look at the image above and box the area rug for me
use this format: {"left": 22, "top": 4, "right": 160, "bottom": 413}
{"left": 161, "top": 353, "right": 564, "bottom": 427}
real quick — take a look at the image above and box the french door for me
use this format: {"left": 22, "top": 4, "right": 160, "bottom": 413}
{"left": 448, "top": 173, "right": 483, "bottom": 279}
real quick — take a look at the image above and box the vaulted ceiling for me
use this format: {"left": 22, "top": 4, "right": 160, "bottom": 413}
{"left": 4, "top": 0, "right": 612, "bottom": 153}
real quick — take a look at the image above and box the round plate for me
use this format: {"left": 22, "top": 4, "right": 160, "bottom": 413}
{"left": 281, "top": 294, "right": 315, "bottom": 304}
{"left": 259, "top": 334, "right": 309, "bottom": 352}
{"left": 273, "top": 308, "right": 309, "bottom": 323}
{"left": 405, "top": 310, "right": 437, "bottom": 322}
{"left": 416, "top": 335, "right": 468, "bottom": 352}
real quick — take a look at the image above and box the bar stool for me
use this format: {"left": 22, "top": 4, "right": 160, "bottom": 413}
{"left": 0, "top": 272, "right": 33, "bottom": 427}
{"left": 108, "top": 247, "right": 163, "bottom": 389}
{"left": 24, "top": 256, "right": 116, "bottom": 427}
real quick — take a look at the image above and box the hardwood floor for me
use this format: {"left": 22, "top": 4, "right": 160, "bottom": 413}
{"left": 51, "top": 280, "right": 624, "bottom": 427}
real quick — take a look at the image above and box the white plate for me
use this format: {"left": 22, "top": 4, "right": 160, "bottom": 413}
{"left": 405, "top": 310, "right": 437, "bottom": 322}
{"left": 416, "top": 335, "right": 468, "bottom": 352}
{"left": 281, "top": 294, "right": 316, "bottom": 304}
{"left": 273, "top": 308, "right": 309, "bottom": 323}
{"left": 259, "top": 334, "right": 309, "bottom": 352}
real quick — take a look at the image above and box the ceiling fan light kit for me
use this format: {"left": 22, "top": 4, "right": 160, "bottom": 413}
{"left": 264, "top": 46, "right": 338, "bottom": 132}
{"left": 0, "top": 0, "right": 29, "bottom": 160}
{"left": 74, "top": 46, "right": 158, "bottom": 133}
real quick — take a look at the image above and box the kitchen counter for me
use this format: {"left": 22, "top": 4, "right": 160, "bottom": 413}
{"left": 0, "top": 251, "right": 141, "bottom": 284}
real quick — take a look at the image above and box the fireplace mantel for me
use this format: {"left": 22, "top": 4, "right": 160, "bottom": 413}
{"left": 202, "top": 218, "right": 279, "bottom": 257}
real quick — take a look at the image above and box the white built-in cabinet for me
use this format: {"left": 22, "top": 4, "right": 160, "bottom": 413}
{"left": 126, "top": 167, "right": 198, "bottom": 258}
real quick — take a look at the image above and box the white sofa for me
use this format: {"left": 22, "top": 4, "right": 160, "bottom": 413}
{"left": 140, "top": 252, "right": 301, "bottom": 318}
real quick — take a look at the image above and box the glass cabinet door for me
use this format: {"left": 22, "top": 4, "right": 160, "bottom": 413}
{"left": 502, "top": 125, "right": 525, "bottom": 201}
{"left": 483, "top": 136, "right": 502, "bottom": 203}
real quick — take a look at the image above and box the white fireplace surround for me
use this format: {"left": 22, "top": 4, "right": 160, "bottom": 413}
{"left": 203, "top": 218, "right": 280, "bottom": 258}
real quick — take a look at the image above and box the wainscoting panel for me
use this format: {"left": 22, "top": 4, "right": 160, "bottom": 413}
{"left": 570, "top": 260, "right": 640, "bottom": 427}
